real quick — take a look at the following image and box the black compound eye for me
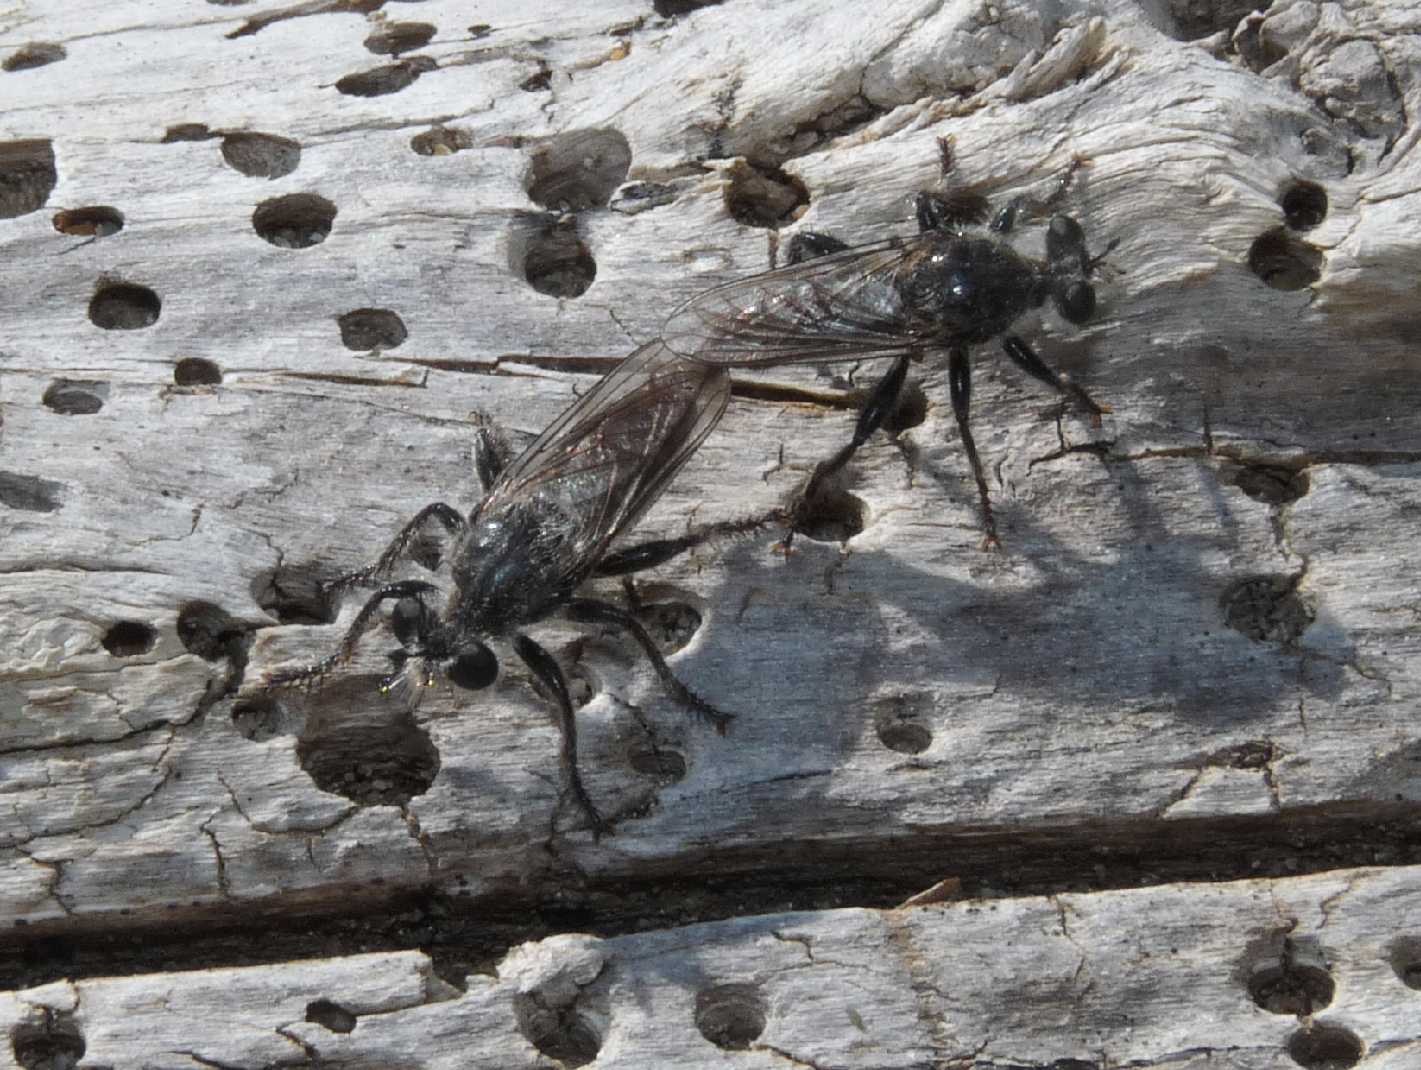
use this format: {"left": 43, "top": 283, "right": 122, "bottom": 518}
{"left": 1057, "top": 280, "right": 1096, "bottom": 324}
{"left": 1046, "top": 214, "right": 1086, "bottom": 261}
{"left": 446, "top": 644, "right": 498, "bottom": 690}
{"left": 390, "top": 597, "right": 426, "bottom": 646}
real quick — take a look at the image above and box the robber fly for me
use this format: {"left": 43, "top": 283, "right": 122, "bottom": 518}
{"left": 664, "top": 140, "right": 1116, "bottom": 547}
{"left": 266, "top": 340, "right": 767, "bottom": 836}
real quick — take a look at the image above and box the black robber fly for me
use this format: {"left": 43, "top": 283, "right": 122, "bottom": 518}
{"left": 663, "top": 140, "right": 1116, "bottom": 547}
{"left": 265, "top": 340, "right": 767, "bottom": 835}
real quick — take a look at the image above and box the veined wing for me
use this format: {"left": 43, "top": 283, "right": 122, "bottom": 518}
{"left": 663, "top": 234, "right": 935, "bottom": 366}
{"left": 480, "top": 340, "right": 731, "bottom": 578}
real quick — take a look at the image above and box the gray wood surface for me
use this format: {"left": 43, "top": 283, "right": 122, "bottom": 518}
{"left": 2, "top": 0, "right": 1419, "bottom": 1065}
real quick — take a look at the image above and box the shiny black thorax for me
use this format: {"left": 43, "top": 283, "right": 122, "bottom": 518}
{"left": 443, "top": 499, "right": 584, "bottom": 641}
{"left": 896, "top": 233, "right": 1042, "bottom": 345}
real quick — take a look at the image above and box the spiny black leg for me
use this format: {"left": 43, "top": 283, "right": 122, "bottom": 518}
{"left": 594, "top": 511, "right": 788, "bottom": 577}
{"left": 947, "top": 347, "right": 998, "bottom": 549}
{"left": 783, "top": 353, "right": 913, "bottom": 549}
{"left": 325, "top": 503, "right": 465, "bottom": 594}
{"left": 267, "top": 579, "right": 439, "bottom": 688}
{"left": 564, "top": 598, "right": 733, "bottom": 734}
{"left": 513, "top": 633, "right": 608, "bottom": 838}
{"left": 991, "top": 155, "right": 1088, "bottom": 234}
{"left": 1000, "top": 335, "right": 1109, "bottom": 428}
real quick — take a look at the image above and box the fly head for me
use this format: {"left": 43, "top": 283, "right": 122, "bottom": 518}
{"left": 1044, "top": 214, "right": 1110, "bottom": 326}
{"left": 444, "top": 641, "right": 500, "bottom": 691}
{"left": 381, "top": 590, "right": 498, "bottom": 694}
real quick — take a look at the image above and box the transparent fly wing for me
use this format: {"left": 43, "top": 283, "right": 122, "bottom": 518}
{"left": 663, "top": 235, "right": 934, "bottom": 366}
{"left": 479, "top": 340, "right": 731, "bottom": 581}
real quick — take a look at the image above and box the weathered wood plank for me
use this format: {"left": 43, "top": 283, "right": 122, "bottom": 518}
{"left": 1, "top": 0, "right": 1419, "bottom": 998}
{"left": 2, "top": 865, "right": 1419, "bottom": 1068}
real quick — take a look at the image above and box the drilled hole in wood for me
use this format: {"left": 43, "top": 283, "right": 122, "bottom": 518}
{"left": 221, "top": 132, "right": 300, "bottom": 179}
{"left": 42, "top": 379, "right": 108, "bottom": 415}
{"left": 297, "top": 701, "right": 441, "bottom": 807}
{"left": 1221, "top": 574, "right": 1314, "bottom": 645}
{"left": 1248, "top": 228, "right": 1323, "bottom": 291}
{"left": 626, "top": 743, "right": 687, "bottom": 783}
{"left": 411, "top": 126, "right": 472, "bottom": 156}
{"left": 337, "top": 308, "right": 408, "bottom": 351}
{"left": 1249, "top": 961, "right": 1335, "bottom": 1015}
{"left": 174, "top": 357, "right": 223, "bottom": 386}
{"left": 305, "top": 998, "right": 357, "bottom": 1033}
{"left": 102, "top": 620, "right": 157, "bottom": 657}
{"left": 177, "top": 601, "right": 245, "bottom": 661}
{"left": 0, "top": 139, "right": 57, "bottom": 219}
{"left": 1286, "top": 1023, "right": 1363, "bottom": 1069}
{"left": 633, "top": 601, "right": 702, "bottom": 656}
{"left": 527, "top": 128, "right": 631, "bottom": 212}
{"left": 725, "top": 160, "right": 809, "bottom": 229}
{"left": 1280, "top": 180, "right": 1328, "bottom": 231}
{"left": 519, "top": 218, "right": 595, "bottom": 298}
{"left": 873, "top": 692, "right": 934, "bottom": 755}
{"left": 3, "top": 42, "right": 66, "bottom": 72}
{"left": 253, "top": 192, "right": 336, "bottom": 249}
{"left": 513, "top": 993, "right": 600, "bottom": 1068}
{"left": 11, "top": 1013, "right": 85, "bottom": 1070}
{"left": 879, "top": 721, "right": 931, "bottom": 755}
{"left": 794, "top": 482, "right": 867, "bottom": 543}
{"left": 365, "top": 21, "right": 436, "bottom": 56}
{"left": 0, "top": 472, "right": 63, "bottom": 512}
{"left": 335, "top": 56, "right": 436, "bottom": 97}
{"left": 252, "top": 565, "right": 337, "bottom": 625}
{"left": 52, "top": 205, "right": 124, "bottom": 237}
{"left": 694, "top": 983, "right": 766, "bottom": 1051}
{"left": 1222, "top": 464, "right": 1309, "bottom": 505}
{"left": 89, "top": 282, "right": 160, "bottom": 330}
{"left": 1384, "top": 936, "right": 1421, "bottom": 989}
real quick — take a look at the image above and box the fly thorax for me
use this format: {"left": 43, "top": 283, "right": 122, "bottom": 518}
{"left": 902, "top": 237, "right": 1035, "bottom": 344}
{"left": 451, "top": 509, "right": 568, "bottom": 633}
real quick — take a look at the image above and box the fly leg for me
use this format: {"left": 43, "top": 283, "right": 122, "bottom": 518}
{"left": 1000, "top": 335, "right": 1110, "bottom": 428}
{"left": 266, "top": 580, "right": 439, "bottom": 688}
{"left": 593, "top": 511, "right": 788, "bottom": 578}
{"left": 948, "top": 347, "right": 999, "bottom": 550}
{"left": 564, "top": 598, "right": 733, "bottom": 734}
{"left": 782, "top": 352, "right": 912, "bottom": 550}
{"left": 324, "top": 503, "right": 466, "bottom": 594}
{"left": 513, "top": 632, "right": 609, "bottom": 839}
{"left": 596, "top": 511, "right": 788, "bottom": 611}
{"left": 991, "top": 155, "right": 1088, "bottom": 234}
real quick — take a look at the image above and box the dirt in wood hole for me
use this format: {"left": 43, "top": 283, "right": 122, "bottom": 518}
{"left": 4, "top": 807, "right": 1421, "bottom": 991}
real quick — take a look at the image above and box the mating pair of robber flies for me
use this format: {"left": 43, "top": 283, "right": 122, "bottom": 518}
{"left": 266, "top": 143, "right": 1115, "bottom": 835}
